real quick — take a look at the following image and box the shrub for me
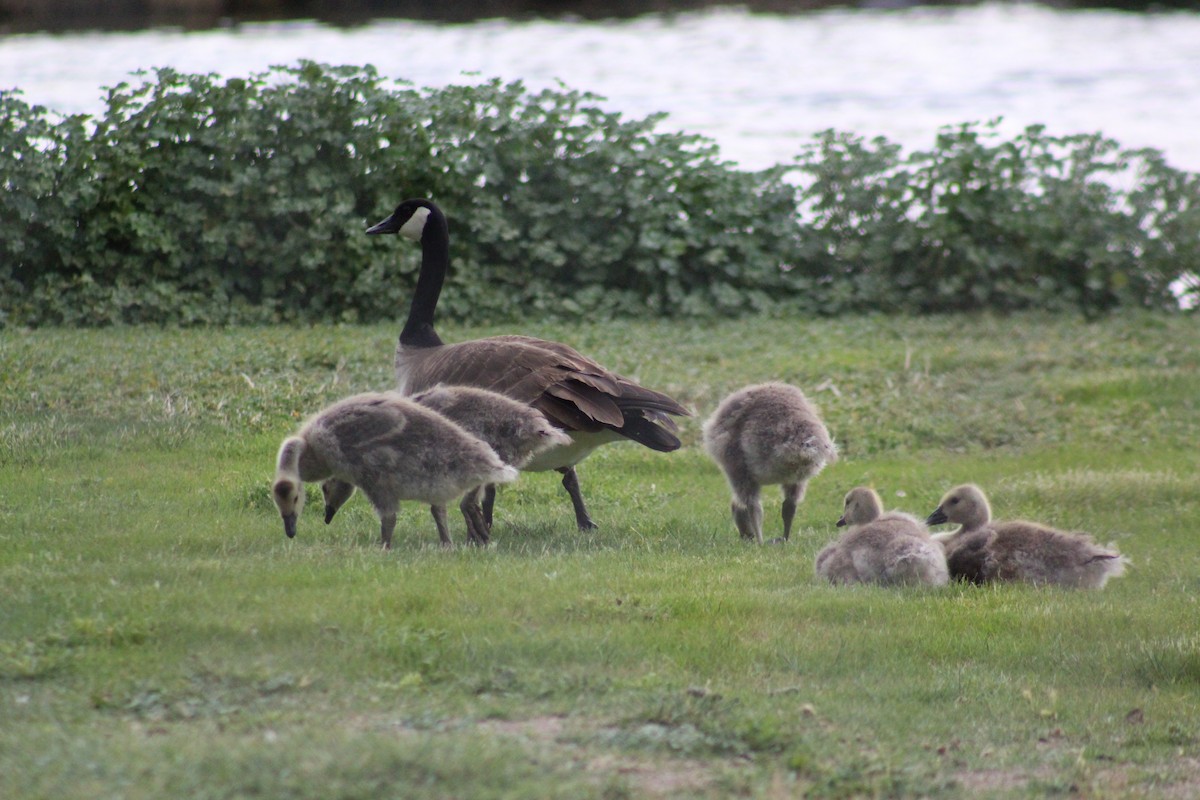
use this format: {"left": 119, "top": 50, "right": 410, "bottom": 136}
{"left": 2, "top": 63, "right": 1197, "bottom": 327}
{"left": 792, "top": 122, "right": 1200, "bottom": 316}
{"left": 0, "top": 63, "right": 802, "bottom": 327}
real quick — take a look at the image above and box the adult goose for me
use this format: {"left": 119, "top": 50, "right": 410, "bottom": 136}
{"left": 366, "top": 198, "right": 690, "bottom": 531}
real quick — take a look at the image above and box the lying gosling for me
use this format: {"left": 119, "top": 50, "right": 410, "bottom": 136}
{"left": 324, "top": 385, "right": 570, "bottom": 544}
{"left": 816, "top": 487, "right": 949, "bottom": 586}
{"left": 702, "top": 382, "right": 837, "bottom": 543}
{"left": 925, "top": 483, "right": 1126, "bottom": 589}
{"left": 272, "top": 392, "right": 517, "bottom": 548}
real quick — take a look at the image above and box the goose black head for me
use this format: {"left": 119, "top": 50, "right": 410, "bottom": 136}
{"left": 366, "top": 198, "right": 439, "bottom": 242}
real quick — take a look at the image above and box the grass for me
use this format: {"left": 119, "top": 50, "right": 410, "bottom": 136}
{"left": 2, "top": 311, "right": 1199, "bottom": 798}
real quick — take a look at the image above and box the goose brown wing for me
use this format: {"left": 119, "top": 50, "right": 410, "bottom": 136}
{"left": 403, "top": 339, "right": 568, "bottom": 403}
{"left": 495, "top": 335, "right": 688, "bottom": 419}
{"left": 612, "top": 383, "right": 689, "bottom": 419}
{"left": 401, "top": 336, "right": 688, "bottom": 436}
{"left": 546, "top": 381, "right": 625, "bottom": 427}
{"left": 488, "top": 335, "right": 622, "bottom": 394}
{"left": 533, "top": 394, "right": 605, "bottom": 433}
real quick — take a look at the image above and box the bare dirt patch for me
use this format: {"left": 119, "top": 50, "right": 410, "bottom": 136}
{"left": 475, "top": 715, "right": 567, "bottom": 741}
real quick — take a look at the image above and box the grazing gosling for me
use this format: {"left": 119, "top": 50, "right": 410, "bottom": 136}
{"left": 816, "top": 487, "right": 949, "bottom": 586}
{"left": 925, "top": 483, "right": 1127, "bottom": 589}
{"left": 272, "top": 391, "right": 517, "bottom": 549}
{"left": 702, "top": 382, "right": 837, "bottom": 543}
{"left": 324, "top": 385, "right": 571, "bottom": 545}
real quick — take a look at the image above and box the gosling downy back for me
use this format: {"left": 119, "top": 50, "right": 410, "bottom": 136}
{"left": 925, "top": 483, "right": 1126, "bottom": 589}
{"left": 410, "top": 384, "right": 573, "bottom": 468}
{"left": 817, "top": 486, "right": 948, "bottom": 587}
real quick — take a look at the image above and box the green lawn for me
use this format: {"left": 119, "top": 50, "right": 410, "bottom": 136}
{"left": 2, "top": 312, "right": 1198, "bottom": 798}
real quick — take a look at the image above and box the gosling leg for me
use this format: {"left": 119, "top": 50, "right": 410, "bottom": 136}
{"left": 780, "top": 481, "right": 806, "bottom": 542}
{"left": 430, "top": 504, "right": 454, "bottom": 548}
{"left": 460, "top": 488, "right": 491, "bottom": 546}
{"left": 379, "top": 511, "right": 397, "bottom": 550}
{"left": 482, "top": 484, "right": 497, "bottom": 531}
{"left": 732, "top": 495, "right": 764, "bottom": 544}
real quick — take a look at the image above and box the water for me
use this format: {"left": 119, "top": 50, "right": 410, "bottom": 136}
{"left": 2, "top": 4, "right": 1199, "bottom": 172}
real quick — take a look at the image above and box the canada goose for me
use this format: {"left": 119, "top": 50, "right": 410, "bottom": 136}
{"left": 366, "top": 198, "right": 689, "bottom": 532}
{"left": 323, "top": 385, "right": 572, "bottom": 544}
{"left": 925, "top": 484, "right": 1127, "bottom": 588}
{"left": 701, "top": 382, "right": 837, "bottom": 543}
{"left": 815, "top": 487, "right": 949, "bottom": 586}
{"left": 272, "top": 392, "right": 518, "bottom": 548}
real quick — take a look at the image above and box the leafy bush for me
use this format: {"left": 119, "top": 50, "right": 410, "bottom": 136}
{"left": 1, "top": 63, "right": 1197, "bottom": 327}
{"left": 0, "top": 63, "right": 800, "bottom": 327}
{"left": 792, "top": 122, "right": 1200, "bottom": 316}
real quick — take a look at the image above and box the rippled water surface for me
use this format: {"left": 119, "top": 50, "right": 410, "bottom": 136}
{"left": 2, "top": 5, "right": 1199, "bottom": 171}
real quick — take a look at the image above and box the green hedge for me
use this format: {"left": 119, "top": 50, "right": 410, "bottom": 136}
{"left": 793, "top": 124, "right": 1200, "bottom": 316}
{"left": 2, "top": 61, "right": 1197, "bottom": 326}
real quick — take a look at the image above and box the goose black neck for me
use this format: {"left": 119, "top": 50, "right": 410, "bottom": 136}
{"left": 399, "top": 206, "right": 449, "bottom": 348}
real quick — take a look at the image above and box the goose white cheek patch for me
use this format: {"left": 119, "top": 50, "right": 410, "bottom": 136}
{"left": 399, "top": 207, "right": 430, "bottom": 241}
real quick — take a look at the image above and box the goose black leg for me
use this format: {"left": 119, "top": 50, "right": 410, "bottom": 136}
{"left": 559, "top": 467, "right": 597, "bottom": 530}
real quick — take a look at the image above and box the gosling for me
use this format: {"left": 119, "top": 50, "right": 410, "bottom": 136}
{"left": 323, "top": 385, "right": 571, "bottom": 544}
{"left": 702, "top": 382, "right": 837, "bottom": 543}
{"left": 816, "top": 487, "right": 949, "bottom": 587}
{"left": 272, "top": 391, "right": 517, "bottom": 549}
{"left": 925, "top": 483, "right": 1126, "bottom": 589}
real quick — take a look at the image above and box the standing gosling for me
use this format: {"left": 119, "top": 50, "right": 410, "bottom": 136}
{"left": 323, "top": 386, "right": 571, "bottom": 545}
{"left": 816, "top": 487, "right": 949, "bottom": 586}
{"left": 925, "top": 484, "right": 1126, "bottom": 588}
{"left": 272, "top": 392, "right": 517, "bottom": 549}
{"left": 702, "top": 382, "right": 837, "bottom": 543}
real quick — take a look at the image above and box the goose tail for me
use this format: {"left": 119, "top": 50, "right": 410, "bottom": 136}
{"left": 618, "top": 414, "right": 683, "bottom": 452}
